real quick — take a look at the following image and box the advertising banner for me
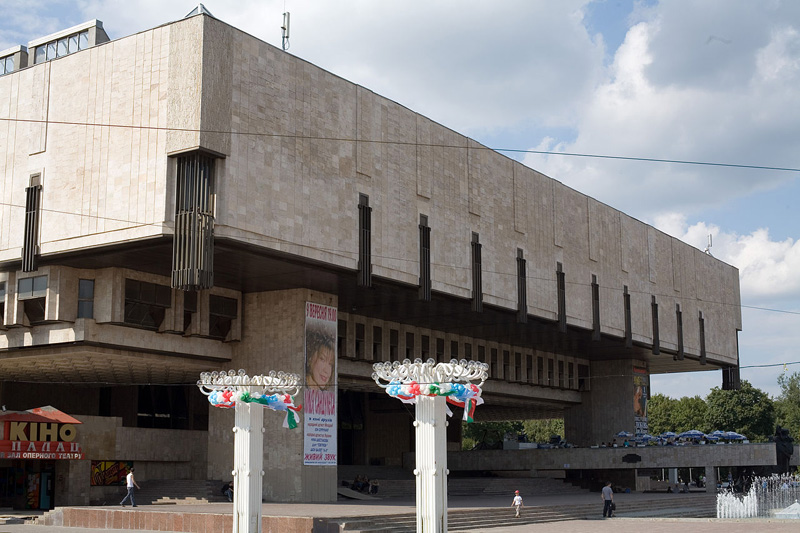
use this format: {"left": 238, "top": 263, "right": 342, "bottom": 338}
{"left": 303, "top": 302, "right": 337, "bottom": 466}
{"left": 633, "top": 366, "right": 649, "bottom": 437}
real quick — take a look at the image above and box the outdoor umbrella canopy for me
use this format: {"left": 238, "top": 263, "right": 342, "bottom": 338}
{"left": 722, "top": 431, "right": 746, "bottom": 440}
{"left": 678, "top": 429, "right": 705, "bottom": 439}
{"left": 660, "top": 431, "right": 677, "bottom": 438}
{"left": 709, "top": 430, "right": 725, "bottom": 436}
{"left": 616, "top": 431, "right": 633, "bottom": 438}
{"left": 705, "top": 435, "right": 720, "bottom": 441}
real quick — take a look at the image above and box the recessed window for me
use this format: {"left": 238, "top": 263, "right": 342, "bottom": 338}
{"left": 77, "top": 279, "right": 94, "bottom": 318}
{"left": 209, "top": 295, "right": 237, "bottom": 339}
{"left": 124, "top": 279, "right": 171, "bottom": 329}
{"left": 0, "top": 55, "right": 14, "bottom": 76}
{"left": 18, "top": 275, "right": 47, "bottom": 325}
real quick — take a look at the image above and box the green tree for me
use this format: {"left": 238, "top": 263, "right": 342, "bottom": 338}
{"left": 646, "top": 393, "right": 678, "bottom": 435}
{"left": 672, "top": 396, "right": 709, "bottom": 433}
{"left": 775, "top": 371, "right": 800, "bottom": 442}
{"left": 705, "top": 380, "right": 776, "bottom": 442}
{"left": 461, "top": 421, "right": 523, "bottom": 450}
{"left": 522, "top": 419, "right": 565, "bottom": 443}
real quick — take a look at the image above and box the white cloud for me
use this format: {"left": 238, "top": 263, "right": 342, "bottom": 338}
{"left": 523, "top": 3, "right": 800, "bottom": 221}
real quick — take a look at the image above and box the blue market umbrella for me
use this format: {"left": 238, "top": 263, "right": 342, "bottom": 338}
{"left": 723, "top": 431, "right": 746, "bottom": 440}
{"left": 709, "top": 430, "right": 725, "bottom": 436}
{"left": 660, "top": 431, "right": 677, "bottom": 438}
{"left": 616, "top": 431, "right": 633, "bottom": 438}
{"left": 705, "top": 435, "right": 720, "bottom": 441}
{"left": 678, "top": 429, "right": 705, "bottom": 439}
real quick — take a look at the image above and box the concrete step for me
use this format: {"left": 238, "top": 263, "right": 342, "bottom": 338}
{"left": 335, "top": 494, "right": 719, "bottom": 532}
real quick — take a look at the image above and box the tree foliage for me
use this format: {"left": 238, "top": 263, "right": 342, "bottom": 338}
{"left": 522, "top": 419, "right": 565, "bottom": 443}
{"left": 645, "top": 393, "right": 677, "bottom": 435}
{"left": 775, "top": 371, "right": 800, "bottom": 442}
{"left": 461, "top": 421, "right": 523, "bottom": 450}
{"left": 672, "top": 396, "right": 709, "bottom": 433}
{"left": 705, "top": 380, "right": 775, "bottom": 442}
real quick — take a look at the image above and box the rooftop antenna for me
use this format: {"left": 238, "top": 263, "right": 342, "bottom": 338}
{"left": 704, "top": 234, "right": 713, "bottom": 256}
{"left": 281, "top": 11, "right": 290, "bottom": 50}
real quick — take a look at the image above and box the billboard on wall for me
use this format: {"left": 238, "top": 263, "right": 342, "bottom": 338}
{"left": 633, "top": 366, "right": 649, "bottom": 437}
{"left": 303, "top": 302, "right": 337, "bottom": 466}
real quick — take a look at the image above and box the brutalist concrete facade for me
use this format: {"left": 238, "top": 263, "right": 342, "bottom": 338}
{"left": 0, "top": 13, "right": 741, "bottom": 504}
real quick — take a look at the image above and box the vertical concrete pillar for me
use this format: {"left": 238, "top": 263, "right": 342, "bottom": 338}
{"left": 414, "top": 395, "right": 448, "bottom": 533}
{"left": 705, "top": 465, "right": 717, "bottom": 493}
{"left": 232, "top": 400, "right": 264, "bottom": 533}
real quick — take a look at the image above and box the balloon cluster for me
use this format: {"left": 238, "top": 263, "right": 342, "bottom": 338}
{"left": 386, "top": 380, "right": 480, "bottom": 403}
{"left": 207, "top": 390, "right": 302, "bottom": 429}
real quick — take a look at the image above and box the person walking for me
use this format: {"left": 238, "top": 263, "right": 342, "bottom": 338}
{"left": 602, "top": 480, "right": 614, "bottom": 518}
{"left": 511, "top": 490, "right": 523, "bottom": 518}
{"left": 120, "top": 467, "right": 141, "bottom": 507}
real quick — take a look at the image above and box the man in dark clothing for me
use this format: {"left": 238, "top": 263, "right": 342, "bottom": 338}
{"left": 602, "top": 481, "right": 614, "bottom": 518}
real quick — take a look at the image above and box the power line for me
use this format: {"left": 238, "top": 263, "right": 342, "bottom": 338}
{"left": 1, "top": 116, "right": 798, "bottom": 174}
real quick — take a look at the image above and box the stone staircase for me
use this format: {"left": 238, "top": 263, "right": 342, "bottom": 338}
{"left": 328, "top": 493, "right": 719, "bottom": 532}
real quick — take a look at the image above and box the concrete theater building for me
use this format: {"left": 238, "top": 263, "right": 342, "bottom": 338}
{"left": 0, "top": 9, "right": 742, "bottom": 508}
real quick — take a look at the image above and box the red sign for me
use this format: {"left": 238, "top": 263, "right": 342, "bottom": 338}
{"left": 0, "top": 406, "right": 84, "bottom": 460}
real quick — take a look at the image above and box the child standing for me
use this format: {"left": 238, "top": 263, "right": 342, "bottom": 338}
{"left": 511, "top": 490, "right": 523, "bottom": 518}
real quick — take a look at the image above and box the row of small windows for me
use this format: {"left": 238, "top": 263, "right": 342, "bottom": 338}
{"left": 0, "top": 275, "right": 236, "bottom": 340}
{"left": 340, "top": 320, "right": 588, "bottom": 390}
{"left": 33, "top": 31, "right": 89, "bottom": 64}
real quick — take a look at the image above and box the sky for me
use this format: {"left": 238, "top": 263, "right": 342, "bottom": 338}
{"left": 2, "top": 0, "right": 799, "bottom": 401}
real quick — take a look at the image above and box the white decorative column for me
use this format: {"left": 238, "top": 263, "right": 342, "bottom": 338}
{"left": 198, "top": 370, "right": 302, "bottom": 533}
{"left": 372, "top": 358, "right": 488, "bottom": 533}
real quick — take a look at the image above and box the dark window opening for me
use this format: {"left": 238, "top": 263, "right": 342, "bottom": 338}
{"left": 355, "top": 323, "right": 365, "bottom": 359}
{"left": 77, "top": 279, "right": 95, "bottom": 319}
{"left": 405, "top": 332, "right": 415, "bottom": 360}
{"left": 558, "top": 360, "right": 565, "bottom": 388}
{"left": 22, "top": 180, "right": 42, "bottom": 272}
{"left": 651, "top": 296, "right": 660, "bottom": 355}
{"left": 436, "top": 338, "right": 445, "bottom": 362}
{"left": 389, "top": 329, "right": 399, "bottom": 361}
{"left": 183, "top": 291, "right": 197, "bottom": 332}
{"left": 502, "top": 350, "right": 510, "bottom": 380}
{"left": 699, "top": 311, "right": 707, "bottom": 365}
{"left": 357, "top": 194, "right": 372, "bottom": 287}
{"left": 421, "top": 335, "right": 430, "bottom": 360}
{"left": 471, "top": 232, "right": 482, "bottom": 312}
{"left": 338, "top": 320, "right": 348, "bottom": 359}
{"left": 537, "top": 357, "right": 544, "bottom": 385}
{"left": 556, "top": 262, "right": 566, "bottom": 332}
{"left": 450, "top": 340, "right": 459, "bottom": 359}
{"left": 548, "top": 359, "right": 554, "bottom": 386}
{"left": 0, "top": 282, "right": 5, "bottom": 323}
{"left": 675, "top": 303, "right": 684, "bottom": 361}
{"left": 372, "top": 326, "right": 383, "bottom": 360}
{"left": 526, "top": 354, "right": 533, "bottom": 383}
{"left": 209, "top": 295, "right": 237, "bottom": 339}
{"left": 578, "top": 364, "right": 590, "bottom": 391}
{"left": 477, "top": 345, "right": 485, "bottom": 363}
{"left": 490, "top": 348, "right": 497, "bottom": 378}
{"left": 568, "top": 362, "right": 575, "bottom": 389}
{"left": 124, "top": 279, "right": 171, "bottom": 329}
{"left": 418, "top": 214, "right": 431, "bottom": 301}
{"left": 591, "top": 274, "right": 600, "bottom": 341}
{"left": 514, "top": 352, "right": 521, "bottom": 382}
{"left": 623, "top": 285, "right": 632, "bottom": 347}
{"left": 516, "top": 248, "right": 527, "bottom": 323}
{"left": 464, "top": 343, "right": 472, "bottom": 360}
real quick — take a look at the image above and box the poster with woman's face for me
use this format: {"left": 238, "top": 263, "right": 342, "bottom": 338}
{"left": 304, "top": 302, "right": 337, "bottom": 466}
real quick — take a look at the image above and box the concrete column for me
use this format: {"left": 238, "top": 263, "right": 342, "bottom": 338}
{"left": 233, "top": 399, "right": 264, "bottom": 533}
{"left": 414, "top": 395, "right": 448, "bottom": 533}
{"left": 705, "top": 465, "right": 717, "bottom": 492}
